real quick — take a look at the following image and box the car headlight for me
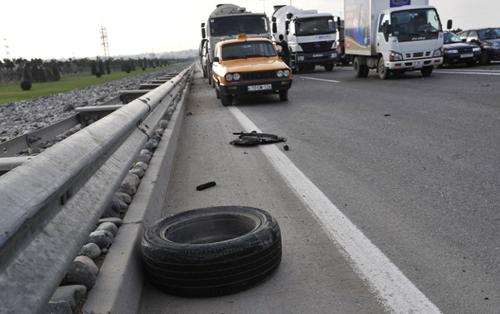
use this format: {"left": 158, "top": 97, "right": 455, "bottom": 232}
{"left": 225, "top": 73, "right": 234, "bottom": 82}
{"left": 277, "top": 70, "right": 284, "bottom": 78}
{"left": 473, "top": 47, "right": 481, "bottom": 52}
{"left": 232, "top": 73, "right": 240, "bottom": 81}
{"left": 445, "top": 49, "right": 459, "bottom": 54}
{"left": 433, "top": 48, "right": 443, "bottom": 57}
{"left": 389, "top": 51, "right": 403, "bottom": 61}
{"left": 283, "top": 70, "right": 290, "bottom": 77}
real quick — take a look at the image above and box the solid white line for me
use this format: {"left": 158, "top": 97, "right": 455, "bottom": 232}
{"left": 435, "top": 70, "right": 500, "bottom": 76}
{"left": 228, "top": 106, "right": 441, "bottom": 314}
{"left": 301, "top": 76, "right": 341, "bottom": 83}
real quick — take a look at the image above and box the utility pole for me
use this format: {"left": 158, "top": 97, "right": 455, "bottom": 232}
{"left": 100, "top": 27, "right": 110, "bottom": 58}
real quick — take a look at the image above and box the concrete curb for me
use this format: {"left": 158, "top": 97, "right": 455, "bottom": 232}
{"left": 82, "top": 73, "right": 192, "bottom": 314}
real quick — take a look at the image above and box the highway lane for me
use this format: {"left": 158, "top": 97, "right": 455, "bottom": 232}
{"left": 229, "top": 65, "right": 500, "bottom": 313}
{"left": 141, "top": 65, "right": 500, "bottom": 313}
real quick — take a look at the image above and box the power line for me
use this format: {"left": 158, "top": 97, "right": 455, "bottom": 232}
{"left": 100, "top": 27, "right": 110, "bottom": 58}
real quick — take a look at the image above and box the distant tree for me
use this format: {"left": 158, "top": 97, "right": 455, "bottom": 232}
{"left": 97, "top": 58, "right": 104, "bottom": 76}
{"left": 105, "top": 59, "right": 111, "bottom": 74}
{"left": 20, "top": 80, "right": 32, "bottom": 91}
{"left": 90, "top": 61, "right": 97, "bottom": 76}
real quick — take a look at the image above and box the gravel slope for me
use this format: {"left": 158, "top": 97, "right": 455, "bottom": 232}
{"left": 0, "top": 66, "right": 184, "bottom": 143}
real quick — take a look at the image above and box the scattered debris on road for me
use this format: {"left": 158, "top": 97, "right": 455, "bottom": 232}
{"left": 196, "top": 181, "right": 216, "bottom": 191}
{"left": 284, "top": 145, "right": 290, "bottom": 151}
{"left": 186, "top": 112, "right": 193, "bottom": 116}
{"left": 384, "top": 114, "right": 391, "bottom": 117}
{"left": 230, "top": 132, "right": 287, "bottom": 147}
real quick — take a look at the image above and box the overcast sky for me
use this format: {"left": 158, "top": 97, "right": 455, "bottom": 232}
{"left": 0, "top": 0, "right": 498, "bottom": 60}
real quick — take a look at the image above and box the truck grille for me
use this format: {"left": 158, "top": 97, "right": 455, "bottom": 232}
{"left": 299, "top": 41, "right": 334, "bottom": 53}
{"left": 240, "top": 71, "right": 277, "bottom": 80}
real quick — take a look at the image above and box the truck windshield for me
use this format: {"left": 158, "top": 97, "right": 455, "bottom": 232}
{"left": 478, "top": 28, "right": 500, "bottom": 40}
{"left": 222, "top": 42, "right": 277, "bottom": 60}
{"left": 390, "top": 8, "right": 442, "bottom": 42}
{"left": 210, "top": 15, "right": 268, "bottom": 37}
{"left": 295, "top": 17, "right": 336, "bottom": 36}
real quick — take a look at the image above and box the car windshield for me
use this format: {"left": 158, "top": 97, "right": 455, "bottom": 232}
{"left": 222, "top": 41, "right": 277, "bottom": 60}
{"left": 444, "top": 32, "right": 462, "bottom": 44}
{"left": 295, "top": 17, "right": 336, "bottom": 36}
{"left": 210, "top": 15, "right": 268, "bottom": 37}
{"left": 390, "top": 9, "right": 442, "bottom": 42}
{"left": 478, "top": 28, "right": 500, "bottom": 40}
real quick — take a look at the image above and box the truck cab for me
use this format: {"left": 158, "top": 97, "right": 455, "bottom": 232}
{"left": 201, "top": 4, "right": 271, "bottom": 86}
{"left": 272, "top": 5, "right": 338, "bottom": 73}
{"left": 376, "top": 5, "right": 443, "bottom": 78}
{"left": 344, "top": 0, "right": 447, "bottom": 79}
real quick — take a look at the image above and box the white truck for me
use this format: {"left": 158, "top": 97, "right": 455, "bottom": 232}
{"left": 344, "top": 0, "right": 450, "bottom": 79}
{"left": 200, "top": 4, "right": 271, "bottom": 85}
{"left": 271, "top": 5, "right": 338, "bottom": 72}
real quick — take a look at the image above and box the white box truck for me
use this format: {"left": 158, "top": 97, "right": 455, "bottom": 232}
{"left": 344, "top": 0, "right": 450, "bottom": 79}
{"left": 200, "top": 4, "right": 271, "bottom": 85}
{"left": 271, "top": 5, "right": 338, "bottom": 72}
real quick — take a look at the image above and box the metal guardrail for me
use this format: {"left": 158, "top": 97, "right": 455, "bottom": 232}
{"left": 0, "top": 65, "right": 194, "bottom": 313}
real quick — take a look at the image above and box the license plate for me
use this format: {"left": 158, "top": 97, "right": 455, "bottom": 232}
{"left": 460, "top": 53, "right": 473, "bottom": 58}
{"left": 248, "top": 84, "right": 272, "bottom": 92}
{"left": 313, "top": 53, "right": 324, "bottom": 58}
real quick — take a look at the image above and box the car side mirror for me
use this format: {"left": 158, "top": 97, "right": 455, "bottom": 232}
{"left": 272, "top": 22, "right": 277, "bottom": 34}
{"left": 446, "top": 19, "right": 453, "bottom": 31}
{"left": 381, "top": 22, "right": 391, "bottom": 41}
{"left": 201, "top": 28, "right": 206, "bottom": 39}
{"left": 213, "top": 57, "right": 219, "bottom": 63}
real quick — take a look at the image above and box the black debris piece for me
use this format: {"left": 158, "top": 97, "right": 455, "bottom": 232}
{"left": 230, "top": 132, "right": 287, "bottom": 147}
{"left": 196, "top": 181, "right": 216, "bottom": 191}
{"left": 283, "top": 145, "right": 290, "bottom": 151}
{"left": 384, "top": 114, "right": 391, "bottom": 117}
{"left": 186, "top": 112, "right": 193, "bottom": 116}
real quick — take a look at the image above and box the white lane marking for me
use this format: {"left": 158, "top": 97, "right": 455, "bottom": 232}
{"left": 301, "top": 76, "right": 341, "bottom": 83}
{"left": 228, "top": 106, "right": 441, "bottom": 314}
{"left": 435, "top": 70, "right": 500, "bottom": 76}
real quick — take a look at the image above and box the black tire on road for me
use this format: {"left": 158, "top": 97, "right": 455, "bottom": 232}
{"left": 279, "top": 90, "right": 288, "bottom": 101}
{"left": 141, "top": 206, "right": 282, "bottom": 297}
{"left": 421, "top": 66, "right": 433, "bottom": 77}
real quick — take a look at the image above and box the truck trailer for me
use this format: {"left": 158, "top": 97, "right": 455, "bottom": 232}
{"left": 344, "top": 0, "right": 448, "bottom": 79}
{"left": 200, "top": 4, "right": 271, "bottom": 85}
{"left": 271, "top": 5, "right": 338, "bottom": 72}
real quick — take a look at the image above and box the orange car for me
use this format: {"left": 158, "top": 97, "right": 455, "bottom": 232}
{"left": 211, "top": 35, "right": 293, "bottom": 106}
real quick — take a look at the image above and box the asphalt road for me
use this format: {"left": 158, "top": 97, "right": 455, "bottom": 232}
{"left": 141, "top": 64, "right": 500, "bottom": 313}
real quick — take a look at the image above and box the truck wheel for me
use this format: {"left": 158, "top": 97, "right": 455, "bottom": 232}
{"left": 353, "top": 57, "right": 368, "bottom": 78}
{"left": 378, "top": 57, "right": 389, "bottom": 80}
{"left": 324, "top": 63, "right": 334, "bottom": 72}
{"left": 421, "top": 66, "right": 433, "bottom": 77}
{"left": 221, "top": 94, "right": 233, "bottom": 106}
{"left": 141, "top": 206, "right": 282, "bottom": 297}
{"left": 279, "top": 90, "right": 288, "bottom": 101}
